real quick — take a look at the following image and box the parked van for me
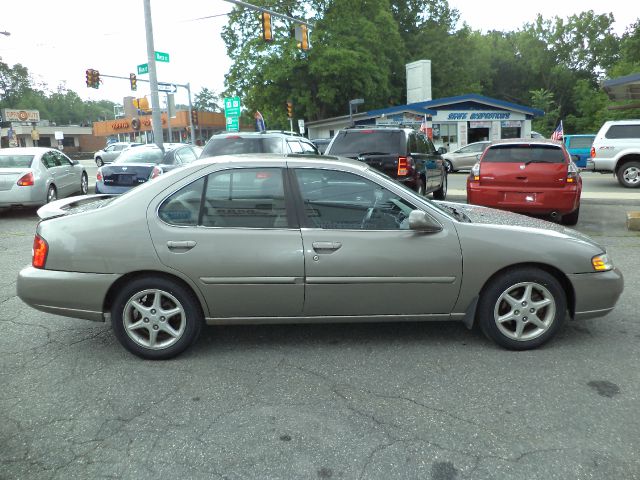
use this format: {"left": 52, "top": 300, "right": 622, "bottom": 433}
{"left": 563, "top": 134, "right": 595, "bottom": 169}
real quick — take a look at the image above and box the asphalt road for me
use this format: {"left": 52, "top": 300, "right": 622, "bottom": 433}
{"left": 1, "top": 194, "right": 640, "bottom": 479}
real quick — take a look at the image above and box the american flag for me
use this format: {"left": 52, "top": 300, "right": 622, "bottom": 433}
{"left": 419, "top": 115, "right": 428, "bottom": 135}
{"left": 551, "top": 121, "right": 563, "bottom": 141}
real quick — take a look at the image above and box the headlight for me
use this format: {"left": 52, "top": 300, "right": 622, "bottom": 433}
{"left": 592, "top": 253, "right": 613, "bottom": 271}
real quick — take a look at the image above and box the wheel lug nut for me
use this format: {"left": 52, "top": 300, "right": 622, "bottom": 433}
{"left": 530, "top": 308, "right": 535, "bottom": 313}
{"left": 514, "top": 310, "right": 520, "bottom": 315}
{"left": 160, "top": 316, "right": 165, "bottom": 321}
{"left": 143, "top": 318, "right": 149, "bottom": 323}
{"left": 522, "top": 302, "right": 527, "bottom": 306}
{"left": 523, "top": 317, "right": 528, "bottom": 322}
{"left": 151, "top": 309, "right": 156, "bottom": 314}
{"left": 153, "top": 325, "right": 159, "bottom": 330}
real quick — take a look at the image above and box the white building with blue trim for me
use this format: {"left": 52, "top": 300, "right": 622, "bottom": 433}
{"left": 306, "top": 94, "right": 544, "bottom": 153}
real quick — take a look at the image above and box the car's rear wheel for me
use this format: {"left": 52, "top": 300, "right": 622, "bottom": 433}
{"left": 46, "top": 185, "right": 57, "bottom": 203}
{"left": 80, "top": 173, "right": 88, "bottom": 195}
{"left": 416, "top": 179, "right": 425, "bottom": 196}
{"left": 432, "top": 173, "right": 447, "bottom": 200}
{"left": 477, "top": 268, "right": 566, "bottom": 350}
{"left": 111, "top": 276, "right": 203, "bottom": 360}
{"left": 444, "top": 160, "right": 454, "bottom": 173}
{"left": 617, "top": 161, "right": 640, "bottom": 188}
{"left": 561, "top": 206, "right": 580, "bottom": 226}
{"left": 95, "top": 157, "right": 104, "bottom": 167}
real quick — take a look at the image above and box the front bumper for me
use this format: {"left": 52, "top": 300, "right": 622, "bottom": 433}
{"left": 17, "top": 266, "right": 121, "bottom": 322}
{"left": 569, "top": 268, "right": 624, "bottom": 320}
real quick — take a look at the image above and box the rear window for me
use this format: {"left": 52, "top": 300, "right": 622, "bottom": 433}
{"left": 328, "top": 130, "right": 402, "bottom": 156}
{"left": 0, "top": 155, "right": 34, "bottom": 168}
{"left": 566, "top": 136, "right": 594, "bottom": 149}
{"left": 115, "top": 148, "right": 164, "bottom": 164}
{"left": 483, "top": 145, "right": 566, "bottom": 164}
{"left": 605, "top": 125, "right": 640, "bottom": 139}
{"left": 201, "top": 137, "right": 282, "bottom": 156}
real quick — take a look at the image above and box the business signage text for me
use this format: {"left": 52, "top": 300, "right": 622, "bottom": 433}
{"left": 2, "top": 109, "right": 41, "bottom": 122}
{"left": 447, "top": 112, "right": 511, "bottom": 120}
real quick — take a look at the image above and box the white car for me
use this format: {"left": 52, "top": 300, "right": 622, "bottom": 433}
{"left": 94, "top": 142, "right": 143, "bottom": 167}
{"left": 590, "top": 120, "right": 640, "bottom": 187}
{"left": 441, "top": 141, "right": 491, "bottom": 173}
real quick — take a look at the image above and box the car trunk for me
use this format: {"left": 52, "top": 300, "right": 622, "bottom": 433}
{"left": 479, "top": 145, "right": 568, "bottom": 189}
{"left": 0, "top": 168, "right": 31, "bottom": 191}
{"left": 101, "top": 164, "right": 155, "bottom": 187}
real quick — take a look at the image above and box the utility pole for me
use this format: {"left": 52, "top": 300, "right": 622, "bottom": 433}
{"left": 143, "top": 0, "right": 164, "bottom": 149}
{"left": 186, "top": 83, "right": 196, "bottom": 144}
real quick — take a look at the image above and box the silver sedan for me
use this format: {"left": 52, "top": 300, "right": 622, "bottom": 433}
{"left": 17, "top": 155, "right": 623, "bottom": 359}
{"left": 442, "top": 141, "right": 491, "bottom": 173}
{"left": 0, "top": 147, "right": 88, "bottom": 208}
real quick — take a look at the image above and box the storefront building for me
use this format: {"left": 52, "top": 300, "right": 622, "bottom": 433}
{"left": 306, "top": 94, "right": 544, "bottom": 152}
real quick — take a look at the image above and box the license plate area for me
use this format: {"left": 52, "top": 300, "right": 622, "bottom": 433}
{"left": 502, "top": 192, "right": 540, "bottom": 203}
{"left": 118, "top": 174, "right": 135, "bottom": 185}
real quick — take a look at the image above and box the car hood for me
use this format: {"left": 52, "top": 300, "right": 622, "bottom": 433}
{"left": 434, "top": 201, "right": 604, "bottom": 249}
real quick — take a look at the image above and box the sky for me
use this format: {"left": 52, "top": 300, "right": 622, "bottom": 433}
{"left": 1, "top": 0, "right": 638, "bottom": 110}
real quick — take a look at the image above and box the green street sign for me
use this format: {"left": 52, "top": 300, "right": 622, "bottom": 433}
{"left": 224, "top": 97, "right": 241, "bottom": 117}
{"left": 155, "top": 51, "right": 170, "bottom": 63}
{"left": 226, "top": 116, "right": 239, "bottom": 132}
{"left": 137, "top": 63, "right": 149, "bottom": 75}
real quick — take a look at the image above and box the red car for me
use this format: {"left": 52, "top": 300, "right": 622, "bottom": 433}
{"left": 467, "top": 139, "right": 582, "bottom": 225}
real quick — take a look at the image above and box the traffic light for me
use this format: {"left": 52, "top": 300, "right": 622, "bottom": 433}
{"left": 85, "top": 69, "right": 100, "bottom": 89}
{"left": 191, "top": 110, "right": 199, "bottom": 126}
{"left": 129, "top": 73, "right": 137, "bottom": 91}
{"left": 295, "top": 24, "right": 309, "bottom": 51}
{"left": 261, "top": 12, "right": 273, "bottom": 42}
{"left": 286, "top": 101, "right": 293, "bottom": 118}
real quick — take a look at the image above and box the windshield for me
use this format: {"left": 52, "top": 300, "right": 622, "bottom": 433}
{"left": 115, "top": 148, "right": 164, "bottom": 164}
{"left": 328, "top": 130, "right": 402, "bottom": 156}
{"left": 483, "top": 144, "right": 565, "bottom": 163}
{"left": 202, "top": 137, "right": 282, "bottom": 156}
{"left": 0, "top": 155, "right": 34, "bottom": 168}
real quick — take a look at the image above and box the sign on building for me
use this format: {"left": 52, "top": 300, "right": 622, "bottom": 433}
{"left": 1, "top": 109, "right": 40, "bottom": 122}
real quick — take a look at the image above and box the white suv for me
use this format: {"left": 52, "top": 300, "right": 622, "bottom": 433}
{"left": 590, "top": 120, "right": 640, "bottom": 187}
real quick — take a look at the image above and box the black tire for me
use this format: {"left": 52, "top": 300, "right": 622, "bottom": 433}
{"left": 444, "top": 160, "right": 454, "bottom": 173}
{"left": 46, "top": 185, "right": 57, "bottom": 203}
{"left": 95, "top": 157, "right": 104, "bottom": 167}
{"left": 561, "top": 206, "right": 580, "bottom": 226}
{"left": 477, "top": 267, "right": 566, "bottom": 350}
{"left": 79, "top": 172, "right": 89, "bottom": 195}
{"left": 111, "top": 276, "right": 203, "bottom": 360}
{"left": 616, "top": 161, "right": 640, "bottom": 188}
{"left": 432, "top": 173, "right": 447, "bottom": 200}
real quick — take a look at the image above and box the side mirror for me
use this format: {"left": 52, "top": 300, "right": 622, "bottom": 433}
{"left": 72, "top": 159, "right": 79, "bottom": 165}
{"left": 437, "top": 147, "right": 447, "bottom": 154}
{"left": 408, "top": 210, "right": 442, "bottom": 233}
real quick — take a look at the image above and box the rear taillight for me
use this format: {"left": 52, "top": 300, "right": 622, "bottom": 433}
{"left": 17, "top": 172, "right": 34, "bottom": 186}
{"left": 471, "top": 162, "right": 480, "bottom": 180}
{"left": 397, "top": 156, "right": 415, "bottom": 176}
{"left": 150, "top": 166, "right": 162, "bottom": 179}
{"left": 96, "top": 169, "right": 103, "bottom": 182}
{"left": 590, "top": 146, "right": 596, "bottom": 158}
{"left": 567, "top": 162, "right": 579, "bottom": 183}
{"left": 32, "top": 234, "right": 48, "bottom": 269}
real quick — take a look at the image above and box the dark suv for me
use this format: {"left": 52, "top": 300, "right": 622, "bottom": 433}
{"left": 325, "top": 126, "right": 447, "bottom": 199}
{"left": 201, "top": 131, "right": 319, "bottom": 157}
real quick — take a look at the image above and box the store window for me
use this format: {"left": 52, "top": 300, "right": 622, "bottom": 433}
{"left": 432, "top": 123, "right": 457, "bottom": 146}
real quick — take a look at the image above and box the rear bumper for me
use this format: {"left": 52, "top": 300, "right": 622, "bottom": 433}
{"left": 0, "top": 186, "right": 45, "bottom": 207}
{"left": 568, "top": 268, "right": 624, "bottom": 320}
{"left": 17, "top": 266, "right": 120, "bottom": 322}
{"left": 467, "top": 182, "right": 581, "bottom": 214}
{"left": 95, "top": 182, "right": 135, "bottom": 195}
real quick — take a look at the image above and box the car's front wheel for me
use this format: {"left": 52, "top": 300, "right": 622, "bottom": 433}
{"left": 95, "top": 157, "right": 104, "bottom": 167}
{"left": 617, "top": 161, "right": 640, "bottom": 188}
{"left": 111, "top": 276, "right": 203, "bottom": 360}
{"left": 79, "top": 173, "right": 88, "bottom": 195}
{"left": 477, "top": 268, "right": 566, "bottom": 350}
{"left": 444, "top": 160, "right": 454, "bottom": 173}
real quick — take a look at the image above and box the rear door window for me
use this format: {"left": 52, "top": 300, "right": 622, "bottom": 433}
{"left": 482, "top": 145, "right": 566, "bottom": 164}
{"left": 567, "top": 137, "right": 594, "bottom": 148}
{"left": 605, "top": 125, "right": 640, "bottom": 139}
{"left": 328, "top": 130, "right": 402, "bottom": 156}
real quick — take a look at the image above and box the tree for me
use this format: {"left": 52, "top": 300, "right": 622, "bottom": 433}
{"left": 194, "top": 88, "right": 222, "bottom": 112}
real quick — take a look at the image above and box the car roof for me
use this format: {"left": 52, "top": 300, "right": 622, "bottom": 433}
{"left": 190, "top": 153, "right": 369, "bottom": 171}
{"left": 486, "top": 138, "right": 564, "bottom": 147}
{"left": 0, "top": 147, "right": 60, "bottom": 155}
{"left": 340, "top": 125, "right": 413, "bottom": 133}
{"left": 211, "top": 131, "right": 304, "bottom": 139}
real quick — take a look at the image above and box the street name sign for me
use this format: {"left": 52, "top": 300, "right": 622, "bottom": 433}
{"left": 224, "top": 97, "right": 241, "bottom": 117}
{"left": 137, "top": 63, "right": 149, "bottom": 75}
{"left": 155, "top": 51, "right": 170, "bottom": 63}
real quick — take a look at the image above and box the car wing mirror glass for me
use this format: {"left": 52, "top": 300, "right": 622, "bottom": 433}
{"left": 437, "top": 147, "right": 447, "bottom": 154}
{"left": 408, "top": 210, "right": 442, "bottom": 233}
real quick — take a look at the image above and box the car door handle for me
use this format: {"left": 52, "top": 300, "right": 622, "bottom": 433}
{"left": 167, "top": 240, "right": 197, "bottom": 251}
{"left": 312, "top": 241, "right": 342, "bottom": 253}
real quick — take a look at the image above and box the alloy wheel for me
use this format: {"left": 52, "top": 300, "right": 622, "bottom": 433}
{"left": 493, "top": 281, "right": 555, "bottom": 341}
